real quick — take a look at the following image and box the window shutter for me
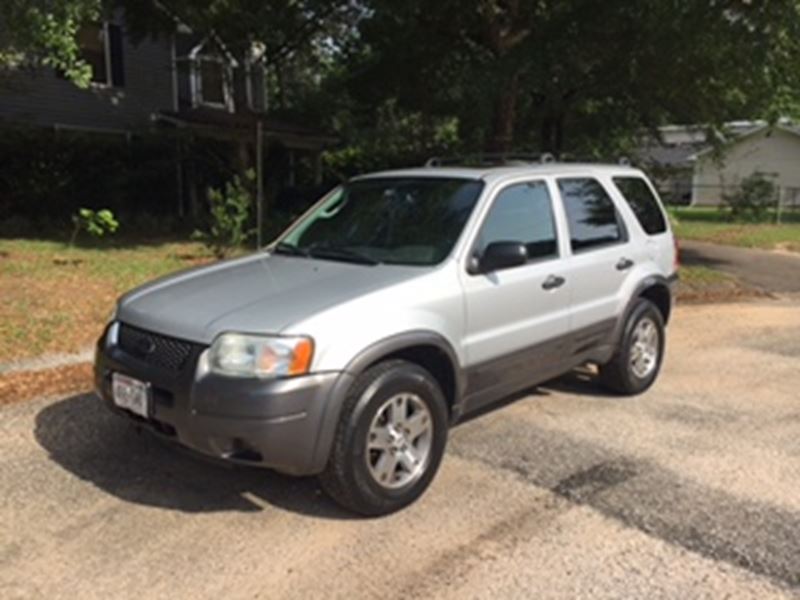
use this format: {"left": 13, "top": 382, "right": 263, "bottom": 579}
{"left": 108, "top": 24, "right": 125, "bottom": 87}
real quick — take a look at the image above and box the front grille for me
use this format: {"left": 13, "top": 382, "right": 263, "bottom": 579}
{"left": 118, "top": 323, "right": 200, "bottom": 372}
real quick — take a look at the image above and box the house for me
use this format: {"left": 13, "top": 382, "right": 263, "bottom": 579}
{"left": 0, "top": 14, "right": 336, "bottom": 218}
{"left": 691, "top": 123, "right": 800, "bottom": 208}
{"left": 637, "top": 120, "right": 800, "bottom": 209}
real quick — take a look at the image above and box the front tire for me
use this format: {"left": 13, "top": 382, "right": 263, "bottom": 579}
{"left": 599, "top": 299, "right": 665, "bottom": 395}
{"left": 319, "top": 359, "right": 449, "bottom": 516}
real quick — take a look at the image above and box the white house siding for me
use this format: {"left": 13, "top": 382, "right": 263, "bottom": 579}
{"left": 0, "top": 31, "right": 173, "bottom": 133}
{"left": 692, "top": 128, "right": 800, "bottom": 206}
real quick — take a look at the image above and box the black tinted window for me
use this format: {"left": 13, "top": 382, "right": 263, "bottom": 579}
{"left": 558, "top": 178, "right": 624, "bottom": 251}
{"left": 613, "top": 177, "right": 667, "bottom": 235}
{"left": 477, "top": 181, "right": 557, "bottom": 260}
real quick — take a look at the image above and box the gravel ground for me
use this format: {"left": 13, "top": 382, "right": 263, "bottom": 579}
{"left": 1, "top": 300, "right": 800, "bottom": 599}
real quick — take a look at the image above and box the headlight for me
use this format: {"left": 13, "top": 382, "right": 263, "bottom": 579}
{"left": 208, "top": 333, "right": 314, "bottom": 378}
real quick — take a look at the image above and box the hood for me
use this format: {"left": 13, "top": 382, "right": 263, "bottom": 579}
{"left": 117, "top": 253, "right": 424, "bottom": 343}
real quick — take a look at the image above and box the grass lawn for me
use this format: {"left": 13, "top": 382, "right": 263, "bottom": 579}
{"left": 678, "top": 264, "right": 733, "bottom": 286}
{"left": 670, "top": 207, "right": 800, "bottom": 252}
{"left": 676, "top": 264, "right": 765, "bottom": 303}
{"left": 0, "top": 239, "right": 216, "bottom": 363}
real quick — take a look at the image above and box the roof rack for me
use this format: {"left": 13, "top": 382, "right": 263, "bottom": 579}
{"left": 424, "top": 153, "right": 633, "bottom": 168}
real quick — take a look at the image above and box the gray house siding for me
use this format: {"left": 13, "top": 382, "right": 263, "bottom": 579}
{"left": 0, "top": 27, "right": 174, "bottom": 132}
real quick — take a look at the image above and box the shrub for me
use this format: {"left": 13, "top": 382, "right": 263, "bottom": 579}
{"left": 722, "top": 173, "right": 776, "bottom": 222}
{"left": 70, "top": 208, "right": 119, "bottom": 245}
{"left": 193, "top": 171, "right": 255, "bottom": 258}
{"left": 0, "top": 127, "right": 175, "bottom": 217}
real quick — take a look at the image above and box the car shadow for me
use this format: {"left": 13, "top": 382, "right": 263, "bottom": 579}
{"left": 538, "top": 367, "right": 618, "bottom": 399}
{"left": 32, "top": 368, "right": 614, "bottom": 518}
{"left": 678, "top": 245, "right": 733, "bottom": 269}
{"left": 454, "top": 367, "right": 613, "bottom": 427}
{"left": 33, "top": 392, "right": 356, "bottom": 519}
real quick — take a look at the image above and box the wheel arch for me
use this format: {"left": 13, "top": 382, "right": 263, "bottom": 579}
{"left": 638, "top": 280, "right": 672, "bottom": 325}
{"left": 610, "top": 275, "right": 673, "bottom": 351}
{"left": 345, "top": 331, "right": 464, "bottom": 413}
{"left": 308, "top": 331, "right": 464, "bottom": 474}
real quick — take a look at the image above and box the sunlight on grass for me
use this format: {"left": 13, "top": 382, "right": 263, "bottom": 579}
{"left": 670, "top": 208, "right": 800, "bottom": 252}
{"left": 0, "top": 239, "right": 218, "bottom": 363}
{"left": 679, "top": 265, "right": 733, "bottom": 285}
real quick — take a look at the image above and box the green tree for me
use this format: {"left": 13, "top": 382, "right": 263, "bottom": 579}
{"left": 347, "top": 0, "right": 800, "bottom": 156}
{"left": 1, "top": 0, "right": 358, "bottom": 89}
{"left": 0, "top": 0, "right": 102, "bottom": 87}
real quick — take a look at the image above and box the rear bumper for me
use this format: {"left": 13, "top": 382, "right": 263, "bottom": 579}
{"left": 94, "top": 323, "right": 351, "bottom": 476}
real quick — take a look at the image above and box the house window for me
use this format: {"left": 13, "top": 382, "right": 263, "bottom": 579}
{"left": 192, "top": 55, "right": 233, "bottom": 110}
{"left": 199, "top": 58, "right": 227, "bottom": 105}
{"left": 76, "top": 23, "right": 125, "bottom": 87}
{"left": 77, "top": 24, "right": 107, "bottom": 84}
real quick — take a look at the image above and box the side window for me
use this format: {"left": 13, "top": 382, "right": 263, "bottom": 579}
{"left": 613, "top": 177, "right": 667, "bottom": 235}
{"left": 476, "top": 181, "right": 558, "bottom": 261}
{"left": 558, "top": 178, "right": 624, "bottom": 252}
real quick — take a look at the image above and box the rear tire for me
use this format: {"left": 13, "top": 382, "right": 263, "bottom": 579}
{"left": 319, "top": 359, "right": 449, "bottom": 516}
{"left": 599, "top": 299, "right": 665, "bottom": 395}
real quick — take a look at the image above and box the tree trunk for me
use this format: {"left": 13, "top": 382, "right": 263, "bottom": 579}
{"left": 486, "top": 72, "right": 520, "bottom": 154}
{"left": 540, "top": 111, "right": 566, "bottom": 157}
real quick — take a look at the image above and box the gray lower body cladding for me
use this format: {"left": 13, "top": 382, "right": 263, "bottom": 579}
{"left": 94, "top": 324, "right": 350, "bottom": 476}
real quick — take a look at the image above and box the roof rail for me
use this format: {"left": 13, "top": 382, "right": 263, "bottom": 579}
{"left": 425, "top": 153, "right": 552, "bottom": 167}
{"left": 424, "top": 153, "right": 635, "bottom": 168}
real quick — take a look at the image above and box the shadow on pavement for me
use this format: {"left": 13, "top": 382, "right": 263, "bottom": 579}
{"left": 678, "top": 245, "right": 733, "bottom": 270}
{"left": 34, "top": 392, "right": 355, "bottom": 519}
{"left": 451, "top": 415, "right": 800, "bottom": 590}
{"left": 538, "top": 368, "right": 618, "bottom": 399}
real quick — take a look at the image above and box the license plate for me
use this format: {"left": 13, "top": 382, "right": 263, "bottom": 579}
{"left": 112, "top": 373, "right": 151, "bottom": 419}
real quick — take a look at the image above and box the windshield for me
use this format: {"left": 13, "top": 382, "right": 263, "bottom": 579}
{"left": 275, "top": 177, "right": 484, "bottom": 266}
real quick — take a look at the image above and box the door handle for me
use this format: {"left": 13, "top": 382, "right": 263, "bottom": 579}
{"left": 542, "top": 275, "right": 566, "bottom": 290}
{"left": 616, "top": 258, "right": 634, "bottom": 271}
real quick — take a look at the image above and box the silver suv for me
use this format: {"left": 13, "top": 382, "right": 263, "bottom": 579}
{"left": 95, "top": 163, "right": 678, "bottom": 515}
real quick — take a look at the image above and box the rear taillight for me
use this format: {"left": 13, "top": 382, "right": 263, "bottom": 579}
{"left": 674, "top": 238, "right": 680, "bottom": 271}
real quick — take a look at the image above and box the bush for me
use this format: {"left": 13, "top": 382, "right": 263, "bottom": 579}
{"left": 722, "top": 173, "right": 776, "bottom": 222}
{"left": 0, "top": 126, "right": 178, "bottom": 236}
{"left": 70, "top": 208, "right": 119, "bottom": 245}
{"left": 193, "top": 171, "right": 255, "bottom": 258}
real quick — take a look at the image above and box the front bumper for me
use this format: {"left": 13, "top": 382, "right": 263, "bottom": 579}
{"left": 94, "top": 323, "right": 348, "bottom": 476}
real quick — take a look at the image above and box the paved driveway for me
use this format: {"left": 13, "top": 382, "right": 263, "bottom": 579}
{"left": 2, "top": 300, "right": 800, "bottom": 599}
{"left": 680, "top": 240, "right": 800, "bottom": 294}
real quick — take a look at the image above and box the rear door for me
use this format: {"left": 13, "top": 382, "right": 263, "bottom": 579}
{"left": 459, "top": 178, "right": 570, "bottom": 410}
{"left": 555, "top": 176, "right": 636, "bottom": 342}
{"left": 611, "top": 175, "right": 675, "bottom": 276}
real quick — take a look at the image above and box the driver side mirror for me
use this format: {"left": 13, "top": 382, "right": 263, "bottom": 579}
{"left": 470, "top": 241, "right": 528, "bottom": 274}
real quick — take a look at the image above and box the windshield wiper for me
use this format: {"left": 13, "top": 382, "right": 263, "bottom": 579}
{"left": 306, "top": 245, "right": 380, "bottom": 266}
{"left": 273, "top": 242, "right": 309, "bottom": 257}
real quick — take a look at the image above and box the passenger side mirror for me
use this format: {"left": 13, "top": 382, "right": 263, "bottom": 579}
{"left": 473, "top": 241, "right": 528, "bottom": 274}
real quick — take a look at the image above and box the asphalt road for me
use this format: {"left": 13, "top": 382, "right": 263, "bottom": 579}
{"left": 2, "top": 299, "right": 800, "bottom": 599}
{"left": 680, "top": 240, "right": 800, "bottom": 294}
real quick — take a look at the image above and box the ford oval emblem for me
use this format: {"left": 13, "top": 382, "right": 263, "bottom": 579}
{"left": 135, "top": 337, "right": 156, "bottom": 356}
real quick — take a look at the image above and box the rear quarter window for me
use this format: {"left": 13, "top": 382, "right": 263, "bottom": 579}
{"left": 613, "top": 177, "right": 667, "bottom": 235}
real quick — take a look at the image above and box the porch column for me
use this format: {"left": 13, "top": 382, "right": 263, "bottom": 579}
{"left": 288, "top": 149, "right": 296, "bottom": 187}
{"left": 314, "top": 151, "right": 323, "bottom": 185}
